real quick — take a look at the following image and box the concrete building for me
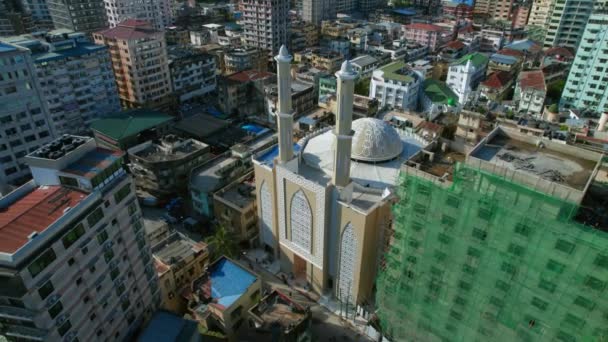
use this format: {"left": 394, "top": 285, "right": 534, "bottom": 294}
{"left": 561, "top": 13, "right": 608, "bottom": 114}
{"left": 168, "top": 47, "right": 216, "bottom": 104}
{"left": 543, "top": 0, "right": 595, "bottom": 49}
{"left": 46, "top": 0, "right": 107, "bottom": 33}
{"left": 248, "top": 290, "right": 312, "bottom": 341}
{"left": 21, "top": 0, "right": 54, "bottom": 30}
{"left": 94, "top": 20, "right": 173, "bottom": 111}
{"left": 153, "top": 232, "right": 209, "bottom": 313}
{"left": 290, "top": 20, "right": 319, "bottom": 52}
{"left": 90, "top": 109, "right": 174, "bottom": 151}
{"left": 294, "top": 48, "right": 344, "bottom": 72}
{"left": 403, "top": 23, "right": 453, "bottom": 52}
{"left": 185, "top": 256, "right": 262, "bottom": 338}
{"left": 421, "top": 79, "right": 458, "bottom": 114}
{"left": 103, "top": 0, "right": 164, "bottom": 30}
{"left": 528, "top": 0, "right": 553, "bottom": 28}
{"left": 253, "top": 46, "right": 428, "bottom": 308}
{"left": 439, "top": 40, "right": 468, "bottom": 61}
{"left": 512, "top": 5, "right": 530, "bottom": 28}
{"left": 265, "top": 79, "right": 316, "bottom": 121}
{"left": 139, "top": 311, "right": 202, "bottom": 342}
{"left": 127, "top": 135, "right": 213, "bottom": 199}
{"left": 241, "top": 0, "right": 289, "bottom": 56}
{"left": 0, "top": 41, "right": 55, "bottom": 185}
{"left": 217, "top": 70, "right": 275, "bottom": 116}
{"left": 0, "top": 135, "right": 160, "bottom": 341}
{"left": 488, "top": 51, "right": 523, "bottom": 74}
{"left": 443, "top": 2, "right": 474, "bottom": 20}
{"left": 370, "top": 61, "right": 423, "bottom": 111}
{"left": 6, "top": 30, "right": 120, "bottom": 136}
{"left": 302, "top": 0, "right": 336, "bottom": 25}
{"left": 0, "top": 0, "right": 35, "bottom": 36}
{"left": 446, "top": 53, "right": 489, "bottom": 104}
{"left": 515, "top": 70, "right": 546, "bottom": 115}
{"left": 213, "top": 173, "right": 258, "bottom": 246}
{"left": 223, "top": 47, "right": 268, "bottom": 74}
{"left": 350, "top": 55, "right": 378, "bottom": 79}
{"left": 165, "top": 27, "right": 190, "bottom": 46}
{"left": 479, "top": 70, "right": 514, "bottom": 102}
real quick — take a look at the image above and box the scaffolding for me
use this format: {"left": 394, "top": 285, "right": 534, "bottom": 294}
{"left": 375, "top": 163, "right": 608, "bottom": 342}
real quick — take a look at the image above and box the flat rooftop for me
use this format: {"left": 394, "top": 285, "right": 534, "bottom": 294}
{"left": 471, "top": 134, "right": 596, "bottom": 190}
{"left": 217, "top": 176, "right": 256, "bottom": 209}
{"left": 0, "top": 186, "right": 88, "bottom": 254}
{"left": 130, "top": 136, "right": 208, "bottom": 162}
{"left": 139, "top": 311, "right": 199, "bottom": 342}
{"left": 418, "top": 147, "right": 466, "bottom": 181}
{"left": 249, "top": 290, "right": 309, "bottom": 331}
{"left": 62, "top": 148, "right": 123, "bottom": 179}
{"left": 152, "top": 232, "right": 207, "bottom": 267}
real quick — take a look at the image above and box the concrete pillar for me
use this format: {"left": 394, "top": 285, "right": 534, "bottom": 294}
{"left": 274, "top": 45, "right": 293, "bottom": 164}
{"left": 599, "top": 112, "right": 608, "bottom": 131}
{"left": 332, "top": 60, "right": 358, "bottom": 187}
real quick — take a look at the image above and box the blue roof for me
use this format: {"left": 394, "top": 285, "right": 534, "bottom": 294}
{"left": 393, "top": 8, "right": 417, "bottom": 15}
{"left": 138, "top": 311, "right": 199, "bottom": 342}
{"left": 33, "top": 43, "right": 107, "bottom": 63}
{"left": 0, "top": 42, "right": 17, "bottom": 53}
{"left": 298, "top": 116, "right": 317, "bottom": 126}
{"left": 241, "top": 124, "right": 267, "bottom": 135}
{"left": 490, "top": 53, "right": 519, "bottom": 65}
{"left": 447, "top": 0, "right": 474, "bottom": 5}
{"left": 504, "top": 39, "right": 539, "bottom": 52}
{"left": 255, "top": 143, "right": 301, "bottom": 167}
{"left": 210, "top": 258, "right": 257, "bottom": 308}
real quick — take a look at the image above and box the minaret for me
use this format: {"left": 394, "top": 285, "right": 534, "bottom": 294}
{"left": 332, "top": 60, "right": 358, "bottom": 187}
{"left": 274, "top": 45, "right": 294, "bottom": 164}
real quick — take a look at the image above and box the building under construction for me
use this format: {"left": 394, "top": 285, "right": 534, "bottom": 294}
{"left": 375, "top": 126, "right": 608, "bottom": 341}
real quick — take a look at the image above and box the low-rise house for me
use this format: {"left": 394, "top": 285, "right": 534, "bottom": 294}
{"left": 515, "top": 70, "right": 546, "bottom": 116}
{"left": 370, "top": 61, "right": 423, "bottom": 111}
{"left": 218, "top": 70, "right": 275, "bottom": 116}
{"left": 294, "top": 48, "right": 344, "bottom": 72}
{"left": 542, "top": 46, "right": 574, "bottom": 83}
{"left": 350, "top": 55, "right": 379, "bottom": 79}
{"left": 421, "top": 79, "right": 459, "bottom": 115}
{"left": 90, "top": 109, "right": 174, "bottom": 151}
{"left": 446, "top": 53, "right": 489, "bottom": 104}
{"left": 128, "top": 135, "right": 213, "bottom": 199}
{"left": 403, "top": 23, "right": 453, "bottom": 52}
{"left": 455, "top": 110, "right": 484, "bottom": 143}
{"left": 154, "top": 233, "right": 210, "bottom": 313}
{"left": 222, "top": 47, "right": 268, "bottom": 74}
{"left": 248, "top": 290, "right": 312, "bottom": 342}
{"left": 439, "top": 40, "right": 468, "bottom": 61}
{"left": 185, "top": 257, "right": 262, "bottom": 338}
{"left": 265, "top": 80, "right": 316, "bottom": 121}
{"left": 213, "top": 173, "right": 257, "bottom": 246}
{"left": 479, "top": 71, "right": 514, "bottom": 102}
{"left": 488, "top": 51, "right": 522, "bottom": 74}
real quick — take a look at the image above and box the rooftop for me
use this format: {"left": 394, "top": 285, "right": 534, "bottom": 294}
{"left": 350, "top": 55, "right": 378, "bottom": 68}
{"left": 452, "top": 52, "right": 489, "bottom": 67}
{"left": 378, "top": 61, "right": 416, "bottom": 83}
{"left": 129, "top": 135, "right": 209, "bottom": 162}
{"left": 481, "top": 71, "right": 513, "bottom": 89}
{"left": 411, "top": 144, "right": 466, "bottom": 182}
{"left": 504, "top": 39, "right": 542, "bottom": 53}
{"left": 518, "top": 70, "right": 545, "bottom": 91}
{"left": 0, "top": 186, "right": 88, "bottom": 254}
{"left": 62, "top": 148, "right": 124, "bottom": 179}
{"left": 216, "top": 175, "right": 255, "bottom": 209}
{"left": 29, "top": 135, "right": 89, "bottom": 160}
{"left": 152, "top": 232, "right": 207, "bottom": 268}
{"left": 254, "top": 143, "right": 302, "bottom": 168}
{"left": 442, "top": 40, "right": 466, "bottom": 50}
{"left": 97, "top": 19, "right": 159, "bottom": 40}
{"left": 490, "top": 53, "right": 520, "bottom": 65}
{"left": 227, "top": 70, "right": 274, "bottom": 83}
{"left": 173, "top": 113, "right": 230, "bottom": 139}
{"left": 423, "top": 79, "right": 458, "bottom": 105}
{"left": 138, "top": 311, "right": 200, "bottom": 342}
{"left": 405, "top": 23, "right": 444, "bottom": 32}
{"left": 90, "top": 109, "right": 174, "bottom": 141}
{"left": 544, "top": 46, "right": 574, "bottom": 58}
{"left": 191, "top": 257, "right": 257, "bottom": 309}
{"left": 0, "top": 42, "right": 18, "bottom": 53}
{"left": 249, "top": 290, "right": 309, "bottom": 332}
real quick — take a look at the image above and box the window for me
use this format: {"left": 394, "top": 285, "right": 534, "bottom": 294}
{"left": 554, "top": 239, "right": 575, "bottom": 254}
{"left": 121, "top": 298, "right": 130, "bottom": 311}
{"left": 531, "top": 297, "right": 548, "bottom": 311}
{"left": 538, "top": 279, "right": 556, "bottom": 293}
{"left": 514, "top": 222, "right": 531, "bottom": 236}
{"left": 116, "top": 284, "right": 126, "bottom": 296}
{"left": 67, "top": 258, "right": 75, "bottom": 266}
{"left": 104, "top": 249, "right": 115, "bottom": 263}
{"left": 128, "top": 202, "right": 137, "bottom": 216}
{"left": 546, "top": 259, "right": 565, "bottom": 273}
{"left": 90, "top": 313, "right": 96, "bottom": 321}
{"left": 573, "top": 296, "right": 595, "bottom": 310}
{"left": 110, "top": 266, "right": 120, "bottom": 280}
{"left": 593, "top": 254, "right": 608, "bottom": 269}
{"left": 114, "top": 183, "right": 131, "bottom": 203}
{"left": 584, "top": 276, "right": 606, "bottom": 291}
{"left": 59, "top": 176, "right": 79, "bottom": 188}
{"left": 48, "top": 301, "right": 63, "bottom": 318}
{"left": 38, "top": 281, "right": 54, "bottom": 299}
{"left": 97, "top": 230, "right": 109, "bottom": 244}
{"left": 471, "top": 228, "right": 487, "bottom": 241}
{"left": 57, "top": 320, "right": 71, "bottom": 337}
{"left": 28, "top": 248, "right": 57, "bottom": 277}
{"left": 62, "top": 223, "right": 85, "bottom": 249}
{"left": 87, "top": 207, "right": 104, "bottom": 227}
{"left": 507, "top": 243, "right": 524, "bottom": 256}
{"left": 76, "top": 277, "right": 82, "bottom": 286}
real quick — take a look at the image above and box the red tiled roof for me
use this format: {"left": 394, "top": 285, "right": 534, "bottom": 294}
{"left": 227, "top": 70, "right": 274, "bottom": 83}
{"left": 419, "top": 121, "right": 443, "bottom": 133}
{"left": 0, "top": 186, "right": 88, "bottom": 254}
{"left": 481, "top": 71, "right": 513, "bottom": 89}
{"left": 458, "top": 25, "right": 475, "bottom": 34}
{"left": 544, "top": 46, "right": 574, "bottom": 58}
{"left": 405, "top": 23, "right": 444, "bottom": 32}
{"left": 97, "top": 19, "right": 159, "bottom": 40}
{"left": 519, "top": 71, "right": 545, "bottom": 91}
{"left": 443, "top": 40, "right": 465, "bottom": 50}
{"left": 497, "top": 48, "right": 524, "bottom": 57}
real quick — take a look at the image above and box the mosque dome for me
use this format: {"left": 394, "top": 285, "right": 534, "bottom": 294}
{"left": 350, "top": 118, "right": 403, "bottom": 162}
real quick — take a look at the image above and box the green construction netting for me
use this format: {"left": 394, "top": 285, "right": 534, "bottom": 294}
{"left": 375, "top": 163, "right": 608, "bottom": 342}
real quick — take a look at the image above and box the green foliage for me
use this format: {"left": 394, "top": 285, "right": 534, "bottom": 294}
{"left": 206, "top": 225, "right": 238, "bottom": 259}
{"left": 548, "top": 103, "right": 558, "bottom": 113}
{"left": 354, "top": 78, "right": 371, "bottom": 96}
{"left": 546, "top": 80, "right": 566, "bottom": 102}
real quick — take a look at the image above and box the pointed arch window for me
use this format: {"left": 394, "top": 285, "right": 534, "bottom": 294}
{"left": 290, "top": 190, "right": 312, "bottom": 253}
{"left": 338, "top": 223, "right": 357, "bottom": 303}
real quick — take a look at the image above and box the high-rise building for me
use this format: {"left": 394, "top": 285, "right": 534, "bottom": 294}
{"left": 561, "top": 13, "right": 608, "bottom": 113}
{"left": 241, "top": 0, "right": 289, "bottom": 56}
{"left": 528, "top": 0, "right": 553, "bottom": 28}
{"left": 302, "top": 0, "right": 336, "bottom": 25}
{"left": 0, "top": 135, "right": 160, "bottom": 341}
{"left": 21, "top": 0, "right": 54, "bottom": 30}
{"left": 6, "top": 30, "right": 120, "bottom": 135}
{"left": 0, "top": 41, "right": 55, "bottom": 185}
{"left": 93, "top": 20, "right": 174, "bottom": 111}
{"left": 375, "top": 125, "right": 607, "bottom": 341}
{"left": 46, "top": 0, "right": 107, "bottom": 33}
{"left": 103, "top": 0, "right": 164, "bottom": 30}
{"left": 0, "top": 0, "right": 35, "bottom": 36}
{"left": 543, "top": 0, "right": 595, "bottom": 49}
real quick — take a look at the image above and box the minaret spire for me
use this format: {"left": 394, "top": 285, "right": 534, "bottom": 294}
{"left": 332, "top": 60, "right": 358, "bottom": 187}
{"left": 274, "top": 44, "right": 294, "bottom": 164}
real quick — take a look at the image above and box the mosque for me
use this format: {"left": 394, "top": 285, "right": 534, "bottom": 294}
{"left": 253, "top": 46, "right": 427, "bottom": 306}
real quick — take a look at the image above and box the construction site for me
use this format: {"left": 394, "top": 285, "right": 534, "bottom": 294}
{"left": 375, "top": 126, "right": 608, "bottom": 341}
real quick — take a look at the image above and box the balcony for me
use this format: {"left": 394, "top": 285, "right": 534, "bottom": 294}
{"left": 0, "top": 306, "right": 34, "bottom": 321}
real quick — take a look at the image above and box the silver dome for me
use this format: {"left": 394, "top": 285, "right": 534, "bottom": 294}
{"left": 350, "top": 118, "right": 403, "bottom": 162}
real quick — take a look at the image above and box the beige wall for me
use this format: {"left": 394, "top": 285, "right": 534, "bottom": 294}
{"left": 254, "top": 163, "right": 279, "bottom": 255}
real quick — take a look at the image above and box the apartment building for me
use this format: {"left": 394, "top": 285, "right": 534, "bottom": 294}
{"left": 265, "top": 79, "right": 316, "bottom": 120}
{"left": 46, "top": 0, "right": 107, "bottom": 33}
{"left": 127, "top": 135, "right": 213, "bottom": 199}
{"left": 295, "top": 48, "right": 344, "bottom": 72}
{"left": 528, "top": 0, "right": 554, "bottom": 28}
{"left": 403, "top": 23, "right": 452, "bottom": 52}
{"left": 446, "top": 53, "right": 489, "bottom": 104}
{"left": 515, "top": 70, "right": 546, "bottom": 115}
{"left": 241, "top": 0, "right": 289, "bottom": 56}
{"left": 94, "top": 20, "right": 174, "bottom": 111}
{"left": 103, "top": 0, "right": 164, "bottom": 30}
{"left": 0, "top": 135, "right": 159, "bottom": 341}
{"left": 350, "top": 55, "right": 379, "bottom": 79}
{"left": 370, "top": 61, "right": 423, "bottom": 111}
{"left": 512, "top": 5, "right": 530, "bottom": 28}
{"left": 543, "top": 0, "right": 595, "bottom": 49}
{"left": 6, "top": 30, "right": 120, "bottom": 136}
{"left": 289, "top": 20, "right": 319, "bottom": 52}
{"left": 0, "top": 42, "right": 55, "bottom": 185}
{"left": 217, "top": 70, "right": 275, "bottom": 116}
{"left": 561, "top": 13, "right": 608, "bottom": 113}
{"left": 302, "top": 0, "right": 336, "bottom": 25}
{"left": 222, "top": 47, "right": 268, "bottom": 74}
{"left": 21, "top": 0, "right": 54, "bottom": 30}
{"left": 213, "top": 173, "right": 258, "bottom": 246}
{"left": 168, "top": 47, "right": 216, "bottom": 103}
{"left": 0, "top": 0, "right": 35, "bottom": 36}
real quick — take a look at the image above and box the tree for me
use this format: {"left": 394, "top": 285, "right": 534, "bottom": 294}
{"left": 546, "top": 80, "right": 566, "bottom": 103}
{"left": 354, "top": 78, "right": 371, "bottom": 96}
{"left": 207, "top": 225, "right": 238, "bottom": 259}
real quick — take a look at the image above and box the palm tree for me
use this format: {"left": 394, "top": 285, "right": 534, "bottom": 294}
{"left": 207, "top": 225, "right": 238, "bottom": 259}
